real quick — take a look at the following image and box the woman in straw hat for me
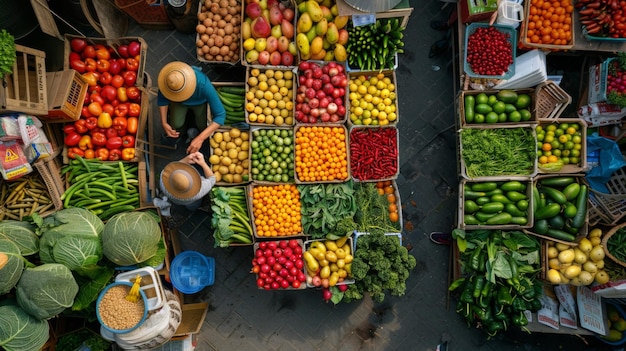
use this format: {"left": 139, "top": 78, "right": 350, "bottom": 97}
{"left": 160, "top": 151, "right": 215, "bottom": 211}
{"left": 157, "top": 61, "right": 226, "bottom": 154}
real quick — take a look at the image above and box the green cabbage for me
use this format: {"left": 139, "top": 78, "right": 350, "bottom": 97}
{"left": 38, "top": 207, "right": 104, "bottom": 272}
{"left": 0, "top": 220, "right": 39, "bottom": 256}
{"left": 102, "top": 211, "right": 162, "bottom": 266}
{"left": 0, "top": 238, "right": 24, "bottom": 295}
{"left": 16, "top": 263, "right": 79, "bottom": 320}
{"left": 0, "top": 303, "right": 50, "bottom": 351}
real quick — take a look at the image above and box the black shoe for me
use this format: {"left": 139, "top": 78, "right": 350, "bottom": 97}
{"left": 429, "top": 38, "right": 450, "bottom": 58}
{"left": 430, "top": 232, "right": 452, "bottom": 245}
{"left": 430, "top": 20, "right": 450, "bottom": 31}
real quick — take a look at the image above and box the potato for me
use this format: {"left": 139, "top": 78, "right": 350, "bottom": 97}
{"left": 219, "top": 46, "right": 229, "bottom": 57}
{"left": 196, "top": 24, "right": 206, "bottom": 33}
{"left": 218, "top": 166, "right": 229, "bottom": 175}
{"left": 213, "top": 148, "right": 223, "bottom": 156}
{"left": 223, "top": 174, "right": 234, "bottom": 183}
{"left": 221, "top": 157, "right": 232, "bottom": 166}
{"left": 228, "top": 148, "right": 238, "bottom": 160}
{"left": 233, "top": 174, "right": 242, "bottom": 183}
{"left": 209, "top": 46, "right": 220, "bottom": 56}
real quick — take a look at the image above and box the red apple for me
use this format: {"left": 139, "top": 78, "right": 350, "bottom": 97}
{"left": 258, "top": 50, "right": 270, "bottom": 65}
{"left": 269, "top": 51, "right": 282, "bottom": 65}
{"left": 280, "top": 52, "right": 293, "bottom": 66}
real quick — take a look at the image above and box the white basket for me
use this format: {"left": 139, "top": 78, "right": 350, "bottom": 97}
{"left": 115, "top": 267, "right": 165, "bottom": 311}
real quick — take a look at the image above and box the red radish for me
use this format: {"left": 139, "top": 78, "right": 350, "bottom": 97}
{"left": 322, "top": 288, "right": 333, "bottom": 301}
{"left": 338, "top": 284, "right": 348, "bottom": 292}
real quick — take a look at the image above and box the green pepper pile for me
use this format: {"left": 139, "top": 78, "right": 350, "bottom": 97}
{"left": 449, "top": 229, "right": 543, "bottom": 337}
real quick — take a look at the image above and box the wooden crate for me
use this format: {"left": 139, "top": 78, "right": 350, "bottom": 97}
{"left": 0, "top": 44, "right": 47, "bottom": 115}
{"left": 43, "top": 70, "right": 88, "bottom": 123}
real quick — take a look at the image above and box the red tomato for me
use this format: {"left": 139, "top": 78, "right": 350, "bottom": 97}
{"left": 114, "top": 103, "right": 129, "bottom": 117}
{"left": 96, "top": 59, "right": 110, "bottom": 73}
{"left": 71, "top": 38, "right": 87, "bottom": 53}
{"left": 70, "top": 59, "right": 86, "bottom": 73}
{"left": 84, "top": 58, "right": 97, "bottom": 72}
{"left": 125, "top": 58, "right": 139, "bottom": 71}
{"left": 99, "top": 72, "right": 112, "bottom": 85}
{"left": 101, "top": 85, "right": 117, "bottom": 102}
{"left": 109, "top": 60, "right": 121, "bottom": 75}
{"left": 122, "top": 71, "right": 137, "bottom": 86}
{"left": 128, "top": 103, "right": 141, "bottom": 117}
{"left": 111, "top": 75, "right": 124, "bottom": 88}
{"left": 117, "top": 44, "right": 129, "bottom": 58}
{"left": 126, "top": 86, "right": 140, "bottom": 101}
{"left": 102, "top": 103, "right": 115, "bottom": 116}
{"left": 82, "top": 45, "right": 96, "bottom": 59}
{"left": 128, "top": 40, "right": 141, "bottom": 57}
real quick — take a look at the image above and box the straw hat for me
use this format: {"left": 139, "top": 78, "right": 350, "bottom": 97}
{"left": 157, "top": 62, "right": 196, "bottom": 102}
{"left": 162, "top": 162, "right": 201, "bottom": 199}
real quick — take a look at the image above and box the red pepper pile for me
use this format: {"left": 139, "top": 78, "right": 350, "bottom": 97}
{"left": 577, "top": 0, "right": 626, "bottom": 38}
{"left": 349, "top": 127, "right": 398, "bottom": 181}
{"left": 64, "top": 37, "right": 142, "bottom": 161}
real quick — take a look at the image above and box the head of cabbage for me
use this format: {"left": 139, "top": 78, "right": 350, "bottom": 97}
{"left": 102, "top": 211, "right": 162, "bottom": 266}
{"left": 37, "top": 207, "right": 104, "bottom": 272}
{"left": 0, "top": 220, "right": 39, "bottom": 256}
{"left": 0, "top": 303, "right": 50, "bottom": 351}
{"left": 0, "top": 238, "right": 24, "bottom": 295}
{"left": 16, "top": 263, "right": 79, "bottom": 320}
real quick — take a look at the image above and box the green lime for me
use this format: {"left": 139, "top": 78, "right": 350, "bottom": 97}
{"left": 476, "top": 93, "right": 489, "bottom": 105}
{"left": 504, "top": 103, "right": 517, "bottom": 113}
{"left": 550, "top": 140, "right": 561, "bottom": 150}
{"left": 474, "top": 114, "right": 485, "bottom": 123}
{"left": 486, "top": 112, "right": 499, "bottom": 123}
{"left": 520, "top": 109, "right": 531, "bottom": 121}
{"left": 493, "top": 101, "right": 506, "bottom": 114}
{"left": 570, "top": 156, "right": 579, "bottom": 164}
{"left": 488, "top": 95, "right": 498, "bottom": 106}
{"left": 537, "top": 133, "right": 545, "bottom": 142}
{"left": 515, "top": 94, "right": 531, "bottom": 109}
{"left": 498, "top": 113, "right": 507, "bottom": 122}
{"left": 561, "top": 149, "right": 570, "bottom": 157}
{"left": 508, "top": 110, "right": 522, "bottom": 122}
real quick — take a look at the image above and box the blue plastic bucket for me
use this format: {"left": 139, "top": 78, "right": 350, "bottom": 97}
{"left": 170, "top": 251, "right": 215, "bottom": 294}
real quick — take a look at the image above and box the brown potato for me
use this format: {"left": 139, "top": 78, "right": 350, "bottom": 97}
{"left": 203, "top": 18, "right": 212, "bottom": 27}
{"left": 217, "top": 28, "right": 226, "bottom": 37}
{"left": 229, "top": 0, "right": 237, "bottom": 6}
{"left": 216, "top": 55, "right": 224, "bottom": 61}
{"left": 205, "top": 53, "right": 214, "bottom": 61}
{"left": 201, "top": 33, "right": 210, "bottom": 43}
{"left": 198, "top": 12, "right": 207, "bottom": 22}
{"left": 206, "top": 26, "right": 214, "bottom": 35}
{"left": 204, "top": 0, "right": 211, "bottom": 7}
{"left": 197, "top": 48, "right": 204, "bottom": 56}
{"left": 219, "top": 45, "right": 229, "bottom": 56}
{"left": 218, "top": 19, "right": 227, "bottom": 28}
{"left": 202, "top": 45, "right": 210, "bottom": 54}
{"left": 196, "top": 39, "right": 204, "bottom": 47}
{"left": 224, "top": 14, "right": 232, "bottom": 22}
{"left": 210, "top": 46, "right": 220, "bottom": 56}
{"left": 219, "top": 7, "right": 228, "bottom": 17}
{"left": 214, "top": 36, "right": 224, "bottom": 47}
{"left": 196, "top": 24, "right": 206, "bottom": 33}
{"left": 229, "top": 42, "right": 238, "bottom": 51}
{"left": 224, "top": 23, "right": 233, "bottom": 35}
{"left": 223, "top": 35, "right": 232, "bottom": 46}
{"left": 219, "top": 0, "right": 228, "bottom": 7}
{"left": 206, "top": 37, "right": 215, "bottom": 47}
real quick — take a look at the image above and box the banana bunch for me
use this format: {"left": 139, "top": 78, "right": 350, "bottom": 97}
{"left": 346, "top": 18, "right": 405, "bottom": 71}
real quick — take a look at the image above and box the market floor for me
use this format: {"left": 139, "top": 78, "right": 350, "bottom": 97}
{"left": 22, "top": 0, "right": 616, "bottom": 349}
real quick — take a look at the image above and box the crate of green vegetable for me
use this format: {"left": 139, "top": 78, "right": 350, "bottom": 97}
{"left": 523, "top": 175, "right": 588, "bottom": 245}
{"left": 210, "top": 186, "right": 254, "bottom": 247}
{"left": 459, "top": 88, "right": 535, "bottom": 127}
{"left": 460, "top": 124, "right": 538, "bottom": 180}
{"left": 603, "top": 222, "right": 626, "bottom": 268}
{"left": 459, "top": 178, "right": 534, "bottom": 229}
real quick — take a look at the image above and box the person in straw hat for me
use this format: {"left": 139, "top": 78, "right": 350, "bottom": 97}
{"left": 157, "top": 61, "right": 226, "bottom": 154}
{"left": 160, "top": 151, "right": 215, "bottom": 211}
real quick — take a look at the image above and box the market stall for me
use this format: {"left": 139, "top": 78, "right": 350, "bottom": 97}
{"left": 451, "top": 0, "right": 626, "bottom": 344}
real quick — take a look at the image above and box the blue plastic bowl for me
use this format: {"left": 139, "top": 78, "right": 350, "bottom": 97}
{"left": 464, "top": 23, "right": 517, "bottom": 80}
{"left": 96, "top": 281, "right": 148, "bottom": 334}
{"left": 596, "top": 302, "right": 626, "bottom": 346}
{"left": 170, "top": 251, "right": 215, "bottom": 294}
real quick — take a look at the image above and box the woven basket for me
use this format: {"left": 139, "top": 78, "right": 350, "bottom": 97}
{"left": 534, "top": 80, "right": 572, "bottom": 121}
{"left": 602, "top": 221, "right": 626, "bottom": 268}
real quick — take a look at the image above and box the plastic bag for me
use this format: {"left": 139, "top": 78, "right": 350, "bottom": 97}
{"left": 585, "top": 133, "right": 626, "bottom": 193}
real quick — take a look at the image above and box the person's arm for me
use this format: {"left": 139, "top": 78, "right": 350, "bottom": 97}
{"left": 187, "top": 121, "right": 220, "bottom": 154}
{"left": 195, "top": 152, "right": 214, "bottom": 178}
{"left": 157, "top": 91, "right": 179, "bottom": 138}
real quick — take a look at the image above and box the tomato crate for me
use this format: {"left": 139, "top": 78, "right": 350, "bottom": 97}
{"left": 536, "top": 118, "right": 588, "bottom": 175}
{"left": 247, "top": 183, "right": 305, "bottom": 239}
{"left": 519, "top": 0, "right": 575, "bottom": 51}
{"left": 294, "top": 60, "right": 348, "bottom": 125}
{"left": 523, "top": 174, "right": 588, "bottom": 246}
{"left": 43, "top": 69, "right": 89, "bottom": 123}
{"left": 249, "top": 126, "right": 295, "bottom": 184}
{"left": 294, "top": 124, "right": 350, "bottom": 184}
{"left": 252, "top": 238, "right": 307, "bottom": 290}
{"left": 0, "top": 44, "right": 47, "bottom": 116}
{"left": 346, "top": 69, "right": 399, "bottom": 128}
{"left": 196, "top": 0, "right": 241, "bottom": 65}
{"left": 244, "top": 66, "right": 296, "bottom": 127}
{"left": 457, "top": 88, "right": 536, "bottom": 128}
{"left": 208, "top": 127, "right": 251, "bottom": 186}
{"left": 464, "top": 23, "right": 516, "bottom": 80}
{"left": 458, "top": 177, "right": 534, "bottom": 230}
{"left": 349, "top": 125, "right": 399, "bottom": 182}
{"left": 303, "top": 237, "right": 355, "bottom": 288}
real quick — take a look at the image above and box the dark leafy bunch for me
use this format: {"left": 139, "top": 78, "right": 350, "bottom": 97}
{"left": 353, "top": 182, "right": 401, "bottom": 233}
{"left": 0, "top": 29, "right": 15, "bottom": 78}
{"left": 343, "top": 230, "right": 416, "bottom": 303}
{"left": 298, "top": 182, "right": 357, "bottom": 240}
{"left": 449, "top": 229, "right": 543, "bottom": 338}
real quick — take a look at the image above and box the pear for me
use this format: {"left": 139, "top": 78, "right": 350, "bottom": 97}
{"left": 325, "top": 22, "right": 339, "bottom": 44}
{"left": 297, "top": 12, "right": 313, "bottom": 33}
{"left": 320, "top": 5, "right": 333, "bottom": 21}
{"left": 306, "top": 0, "right": 324, "bottom": 22}
{"left": 241, "top": 21, "right": 252, "bottom": 40}
{"left": 315, "top": 17, "right": 328, "bottom": 36}
{"left": 333, "top": 43, "right": 347, "bottom": 62}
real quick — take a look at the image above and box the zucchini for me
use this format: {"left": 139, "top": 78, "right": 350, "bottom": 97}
{"left": 533, "top": 185, "right": 541, "bottom": 213}
{"left": 465, "top": 95, "right": 475, "bottom": 123}
{"left": 471, "top": 182, "right": 498, "bottom": 192}
{"left": 534, "top": 203, "right": 561, "bottom": 220}
{"left": 540, "top": 176, "right": 575, "bottom": 187}
{"left": 562, "top": 183, "right": 581, "bottom": 202}
{"left": 540, "top": 186, "right": 567, "bottom": 205}
{"left": 571, "top": 185, "right": 588, "bottom": 229}
{"left": 481, "top": 202, "right": 505, "bottom": 214}
{"left": 500, "top": 181, "right": 526, "bottom": 192}
{"left": 545, "top": 228, "right": 576, "bottom": 242}
{"left": 486, "top": 212, "right": 513, "bottom": 225}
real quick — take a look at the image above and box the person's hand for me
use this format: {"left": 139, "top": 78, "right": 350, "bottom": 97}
{"left": 163, "top": 123, "right": 180, "bottom": 138}
{"left": 186, "top": 136, "right": 204, "bottom": 154}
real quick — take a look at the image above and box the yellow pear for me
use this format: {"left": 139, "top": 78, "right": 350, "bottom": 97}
{"left": 297, "top": 12, "right": 313, "bottom": 33}
{"left": 320, "top": 5, "right": 333, "bottom": 21}
{"left": 333, "top": 43, "right": 347, "bottom": 62}
{"left": 296, "top": 33, "right": 310, "bottom": 56}
{"left": 241, "top": 20, "right": 252, "bottom": 40}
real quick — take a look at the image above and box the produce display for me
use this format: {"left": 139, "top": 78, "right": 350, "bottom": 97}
{"left": 216, "top": 86, "right": 246, "bottom": 125}
{"left": 545, "top": 228, "right": 609, "bottom": 285}
{"left": 298, "top": 182, "right": 357, "bottom": 239}
{"left": 606, "top": 54, "right": 626, "bottom": 107}
{"left": 208, "top": 127, "right": 250, "bottom": 183}
{"left": 349, "top": 127, "right": 398, "bottom": 181}
{"left": 577, "top": 0, "right": 626, "bottom": 39}
{"left": 465, "top": 25, "right": 514, "bottom": 77}
{"left": 295, "top": 0, "right": 348, "bottom": 61}
{"left": 251, "top": 238, "right": 307, "bottom": 290}
{"left": 245, "top": 68, "right": 294, "bottom": 125}
{"left": 531, "top": 176, "right": 588, "bottom": 242}
{"left": 536, "top": 122, "right": 584, "bottom": 170}
{"left": 463, "top": 90, "right": 532, "bottom": 124}
{"left": 241, "top": 0, "right": 296, "bottom": 66}
{"left": 196, "top": 0, "right": 242, "bottom": 63}
{"left": 304, "top": 236, "right": 353, "bottom": 288}
{"left": 65, "top": 37, "right": 142, "bottom": 161}
{"left": 294, "top": 125, "right": 349, "bottom": 182}
{"left": 210, "top": 187, "right": 254, "bottom": 247}
{"left": 295, "top": 61, "right": 348, "bottom": 124}
{"left": 525, "top": 0, "right": 574, "bottom": 46}
{"left": 61, "top": 158, "right": 141, "bottom": 221}
{"left": 348, "top": 72, "right": 397, "bottom": 126}
{"left": 346, "top": 18, "right": 405, "bottom": 71}
{"left": 0, "top": 172, "right": 56, "bottom": 220}
{"left": 449, "top": 229, "right": 543, "bottom": 336}
{"left": 462, "top": 180, "right": 531, "bottom": 227}
{"left": 250, "top": 128, "right": 294, "bottom": 182}
{"left": 251, "top": 184, "right": 302, "bottom": 237}
{"left": 460, "top": 127, "right": 537, "bottom": 178}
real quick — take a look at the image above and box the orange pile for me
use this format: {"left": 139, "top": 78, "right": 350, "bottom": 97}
{"left": 525, "top": 0, "right": 574, "bottom": 46}
{"left": 295, "top": 126, "right": 349, "bottom": 182}
{"left": 376, "top": 181, "right": 400, "bottom": 223}
{"left": 252, "top": 184, "right": 302, "bottom": 237}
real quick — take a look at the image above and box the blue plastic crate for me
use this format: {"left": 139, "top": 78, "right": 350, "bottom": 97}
{"left": 464, "top": 23, "right": 517, "bottom": 80}
{"left": 170, "top": 251, "right": 215, "bottom": 294}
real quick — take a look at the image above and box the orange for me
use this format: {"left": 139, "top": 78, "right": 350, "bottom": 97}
{"left": 389, "top": 212, "right": 399, "bottom": 223}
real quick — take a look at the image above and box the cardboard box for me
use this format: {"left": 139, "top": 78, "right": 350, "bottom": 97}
{"left": 460, "top": 0, "right": 498, "bottom": 24}
{"left": 0, "top": 44, "right": 47, "bottom": 116}
{"left": 43, "top": 69, "right": 88, "bottom": 123}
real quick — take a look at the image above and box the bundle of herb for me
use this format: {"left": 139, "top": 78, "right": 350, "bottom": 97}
{"left": 461, "top": 127, "right": 537, "bottom": 178}
{"left": 0, "top": 29, "right": 15, "bottom": 78}
{"left": 353, "top": 182, "right": 400, "bottom": 233}
{"left": 298, "top": 182, "right": 357, "bottom": 240}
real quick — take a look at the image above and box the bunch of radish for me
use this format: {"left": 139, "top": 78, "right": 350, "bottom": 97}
{"left": 251, "top": 239, "right": 307, "bottom": 290}
{"left": 295, "top": 61, "right": 347, "bottom": 123}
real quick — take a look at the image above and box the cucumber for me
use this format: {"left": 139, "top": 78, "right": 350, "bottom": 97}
{"left": 219, "top": 86, "right": 246, "bottom": 95}
{"left": 500, "top": 181, "right": 526, "bottom": 192}
{"left": 464, "top": 200, "right": 480, "bottom": 214}
{"left": 475, "top": 211, "right": 497, "bottom": 223}
{"left": 465, "top": 95, "right": 475, "bottom": 123}
{"left": 486, "top": 212, "right": 513, "bottom": 225}
{"left": 545, "top": 228, "right": 576, "bottom": 242}
{"left": 464, "top": 214, "right": 480, "bottom": 225}
{"left": 540, "top": 176, "right": 575, "bottom": 187}
{"left": 540, "top": 186, "right": 567, "bottom": 205}
{"left": 471, "top": 182, "right": 498, "bottom": 192}
{"left": 506, "top": 190, "right": 527, "bottom": 202}
{"left": 481, "top": 202, "right": 505, "bottom": 214}
{"left": 533, "top": 185, "right": 541, "bottom": 213}
{"left": 475, "top": 103, "right": 493, "bottom": 115}
{"left": 562, "top": 183, "right": 581, "bottom": 201}
{"left": 534, "top": 203, "right": 561, "bottom": 220}
{"left": 496, "top": 90, "right": 518, "bottom": 104}
{"left": 571, "top": 185, "right": 588, "bottom": 229}
{"left": 533, "top": 219, "right": 550, "bottom": 234}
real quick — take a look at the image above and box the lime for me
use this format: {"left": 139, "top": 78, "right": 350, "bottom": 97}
{"left": 520, "top": 109, "right": 531, "bottom": 121}
{"left": 486, "top": 112, "right": 499, "bottom": 123}
{"left": 498, "top": 113, "right": 508, "bottom": 122}
{"left": 488, "top": 95, "right": 498, "bottom": 106}
{"left": 504, "top": 103, "right": 517, "bottom": 113}
{"left": 537, "top": 133, "right": 545, "bottom": 142}
{"left": 508, "top": 111, "right": 522, "bottom": 122}
{"left": 476, "top": 93, "right": 489, "bottom": 104}
{"left": 570, "top": 156, "right": 579, "bottom": 164}
{"left": 474, "top": 114, "right": 485, "bottom": 123}
{"left": 561, "top": 149, "right": 570, "bottom": 157}
{"left": 515, "top": 94, "right": 531, "bottom": 108}
{"left": 493, "top": 101, "right": 506, "bottom": 114}
{"left": 564, "top": 141, "right": 574, "bottom": 150}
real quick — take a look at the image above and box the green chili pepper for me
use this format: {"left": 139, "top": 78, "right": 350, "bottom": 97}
{"left": 513, "top": 311, "right": 528, "bottom": 326}
{"left": 512, "top": 296, "right": 528, "bottom": 312}
{"left": 449, "top": 277, "right": 466, "bottom": 292}
{"left": 473, "top": 276, "right": 486, "bottom": 298}
{"left": 497, "top": 285, "right": 514, "bottom": 306}
{"left": 460, "top": 278, "right": 475, "bottom": 303}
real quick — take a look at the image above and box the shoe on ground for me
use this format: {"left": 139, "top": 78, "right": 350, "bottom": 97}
{"left": 186, "top": 128, "right": 199, "bottom": 144}
{"left": 430, "top": 232, "right": 452, "bottom": 245}
{"left": 430, "top": 20, "right": 450, "bottom": 31}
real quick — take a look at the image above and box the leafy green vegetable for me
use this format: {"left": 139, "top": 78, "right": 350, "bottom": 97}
{"left": 0, "top": 237, "right": 24, "bottom": 295}
{"left": 0, "top": 303, "right": 49, "bottom": 351}
{"left": 16, "top": 263, "right": 79, "bottom": 320}
{"left": 0, "top": 29, "right": 15, "bottom": 78}
{"left": 353, "top": 182, "right": 400, "bottom": 233}
{"left": 71, "top": 265, "right": 115, "bottom": 312}
{"left": 461, "top": 127, "right": 536, "bottom": 178}
{"left": 0, "top": 220, "right": 39, "bottom": 256}
{"left": 343, "top": 230, "right": 416, "bottom": 303}
{"left": 56, "top": 329, "right": 111, "bottom": 351}
{"left": 102, "top": 210, "right": 162, "bottom": 266}
{"left": 298, "top": 181, "right": 357, "bottom": 239}
{"left": 211, "top": 187, "right": 253, "bottom": 247}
